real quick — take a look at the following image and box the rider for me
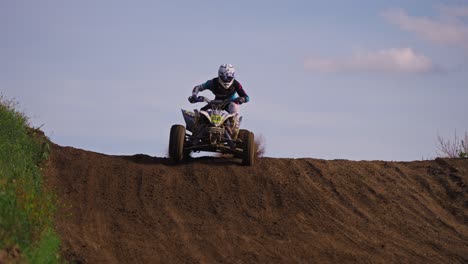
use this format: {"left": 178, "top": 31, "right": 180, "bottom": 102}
{"left": 188, "top": 64, "right": 250, "bottom": 115}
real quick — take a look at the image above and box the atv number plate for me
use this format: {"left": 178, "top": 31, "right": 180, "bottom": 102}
{"left": 211, "top": 114, "right": 222, "bottom": 125}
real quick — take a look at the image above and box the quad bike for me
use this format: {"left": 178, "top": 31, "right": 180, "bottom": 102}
{"left": 169, "top": 96, "right": 255, "bottom": 165}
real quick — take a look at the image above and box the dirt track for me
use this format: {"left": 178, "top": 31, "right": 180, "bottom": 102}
{"left": 44, "top": 144, "right": 468, "bottom": 263}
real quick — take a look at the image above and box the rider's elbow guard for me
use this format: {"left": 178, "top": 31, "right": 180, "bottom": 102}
{"left": 192, "top": 85, "right": 202, "bottom": 97}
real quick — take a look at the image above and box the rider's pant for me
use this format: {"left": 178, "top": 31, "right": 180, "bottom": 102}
{"left": 228, "top": 103, "right": 241, "bottom": 134}
{"left": 227, "top": 102, "right": 240, "bottom": 115}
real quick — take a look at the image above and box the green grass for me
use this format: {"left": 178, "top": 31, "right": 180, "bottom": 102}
{"left": 0, "top": 95, "right": 61, "bottom": 263}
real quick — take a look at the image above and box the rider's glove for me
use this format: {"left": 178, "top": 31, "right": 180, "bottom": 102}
{"left": 188, "top": 96, "right": 204, "bottom": 103}
{"left": 232, "top": 97, "right": 246, "bottom": 104}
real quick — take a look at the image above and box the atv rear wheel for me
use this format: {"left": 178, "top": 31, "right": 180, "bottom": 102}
{"left": 169, "top": 125, "right": 186, "bottom": 163}
{"left": 240, "top": 129, "right": 255, "bottom": 166}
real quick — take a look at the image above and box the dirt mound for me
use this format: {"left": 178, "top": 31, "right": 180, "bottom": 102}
{"left": 44, "top": 144, "right": 468, "bottom": 263}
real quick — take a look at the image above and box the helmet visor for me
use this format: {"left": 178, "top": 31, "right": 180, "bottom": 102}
{"left": 220, "top": 76, "right": 234, "bottom": 83}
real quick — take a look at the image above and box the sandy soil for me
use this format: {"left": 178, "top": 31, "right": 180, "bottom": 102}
{"left": 44, "top": 144, "right": 468, "bottom": 263}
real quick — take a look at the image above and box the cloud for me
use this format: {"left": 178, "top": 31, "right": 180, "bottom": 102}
{"left": 383, "top": 7, "right": 468, "bottom": 48}
{"left": 439, "top": 6, "right": 468, "bottom": 18}
{"left": 304, "top": 48, "right": 433, "bottom": 73}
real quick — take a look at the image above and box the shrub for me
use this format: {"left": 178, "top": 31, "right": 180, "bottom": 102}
{"left": 436, "top": 130, "right": 468, "bottom": 158}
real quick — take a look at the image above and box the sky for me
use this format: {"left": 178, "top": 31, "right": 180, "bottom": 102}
{"left": 1, "top": 0, "right": 467, "bottom": 161}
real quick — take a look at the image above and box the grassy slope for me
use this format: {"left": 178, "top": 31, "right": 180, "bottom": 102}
{"left": 0, "top": 97, "right": 60, "bottom": 263}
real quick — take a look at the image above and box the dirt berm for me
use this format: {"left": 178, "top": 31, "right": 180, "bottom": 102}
{"left": 44, "top": 143, "right": 468, "bottom": 263}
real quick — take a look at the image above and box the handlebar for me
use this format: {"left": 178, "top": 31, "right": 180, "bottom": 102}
{"left": 188, "top": 96, "right": 232, "bottom": 110}
{"left": 189, "top": 96, "right": 230, "bottom": 105}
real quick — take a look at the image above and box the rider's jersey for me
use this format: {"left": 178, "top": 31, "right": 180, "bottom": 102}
{"left": 200, "top": 78, "right": 250, "bottom": 102}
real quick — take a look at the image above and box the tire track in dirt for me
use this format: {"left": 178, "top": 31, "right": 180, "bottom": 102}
{"left": 44, "top": 144, "right": 468, "bottom": 263}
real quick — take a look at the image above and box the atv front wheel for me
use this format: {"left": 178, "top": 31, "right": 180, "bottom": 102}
{"left": 169, "top": 125, "right": 186, "bottom": 163}
{"left": 240, "top": 129, "right": 255, "bottom": 166}
{"left": 238, "top": 129, "right": 248, "bottom": 142}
